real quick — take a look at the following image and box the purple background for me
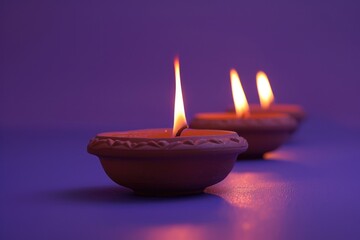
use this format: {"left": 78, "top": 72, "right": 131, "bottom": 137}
{"left": 1, "top": 1, "right": 360, "bottom": 239}
{"left": 1, "top": 0, "right": 360, "bottom": 130}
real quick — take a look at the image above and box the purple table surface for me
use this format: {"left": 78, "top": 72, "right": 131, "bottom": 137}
{"left": 1, "top": 118, "right": 360, "bottom": 240}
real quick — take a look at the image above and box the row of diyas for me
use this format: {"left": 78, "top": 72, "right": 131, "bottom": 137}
{"left": 191, "top": 70, "right": 305, "bottom": 158}
{"left": 87, "top": 57, "right": 305, "bottom": 196}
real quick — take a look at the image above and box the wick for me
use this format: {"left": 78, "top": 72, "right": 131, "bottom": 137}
{"left": 175, "top": 125, "right": 188, "bottom": 137}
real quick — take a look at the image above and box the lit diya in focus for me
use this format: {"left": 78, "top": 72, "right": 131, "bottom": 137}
{"left": 87, "top": 58, "right": 248, "bottom": 196}
{"left": 190, "top": 69, "right": 297, "bottom": 159}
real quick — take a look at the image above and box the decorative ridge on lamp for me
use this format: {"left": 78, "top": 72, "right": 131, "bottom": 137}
{"left": 88, "top": 129, "right": 247, "bottom": 152}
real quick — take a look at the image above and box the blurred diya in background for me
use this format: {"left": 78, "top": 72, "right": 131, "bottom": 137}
{"left": 253, "top": 71, "right": 306, "bottom": 124}
{"left": 229, "top": 71, "right": 306, "bottom": 125}
{"left": 87, "top": 57, "right": 248, "bottom": 196}
{"left": 190, "top": 69, "right": 297, "bottom": 159}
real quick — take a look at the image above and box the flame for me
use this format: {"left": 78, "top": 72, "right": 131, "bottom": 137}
{"left": 256, "top": 71, "right": 274, "bottom": 109}
{"left": 172, "top": 57, "right": 188, "bottom": 136}
{"left": 230, "top": 69, "right": 249, "bottom": 117}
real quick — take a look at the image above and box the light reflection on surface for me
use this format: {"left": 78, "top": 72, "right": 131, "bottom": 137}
{"left": 106, "top": 152, "right": 302, "bottom": 240}
{"left": 121, "top": 154, "right": 301, "bottom": 240}
{"left": 206, "top": 163, "right": 295, "bottom": 239}
{"left": 264, "top": 150, "right": 297, "bottom": 161}
{"left": 106, "top": 164, "right": 297, "bottom": 240}
{"left": 208, "top": 172, "right": 293, "bottom": 209}
{"left": 133, "top": 224, "right": 209, "bottom": 240}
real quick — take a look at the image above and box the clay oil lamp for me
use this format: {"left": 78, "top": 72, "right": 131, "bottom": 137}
{"left": 253, "top": 71, "right": 306, "bottom": 123}
{"left": 190, "top": 69, "right": 297, "bottom": 159}
{"left": 87, "top": 58, "right": 248, "bottom": 196}
{"left": 238, "top": 71, "right": 306, "bottom": 124}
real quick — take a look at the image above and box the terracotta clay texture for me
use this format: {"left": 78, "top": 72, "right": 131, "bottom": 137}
{"left": 229, "top": 104, "right": 305, "bottom": 124}
{"left": 190, "top": 113, "right": 297, "bottom": 159}
{"left": 87, "top": 128, "right": 248, "bottom": 196}
{"left": 249, "top": 104, "right": 306, "bottom": 123}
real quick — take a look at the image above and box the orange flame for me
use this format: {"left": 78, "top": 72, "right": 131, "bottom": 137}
{"left": 230, "top": 69, "right": 249, "bottom": 117}
{"left": 256, "top": 71, "right": 274, "bottom": 109}
{"left": 172, "top": 57, "right": 188, "bottom": 136}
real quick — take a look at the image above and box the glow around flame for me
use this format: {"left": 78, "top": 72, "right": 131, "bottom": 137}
{"left": 230, "top": 69, "right": 249, "bottom": 117}
{"left": 172, "top": 57, "right": 188, "bottom": 136}
{"left": 256, "top": 71, "right": 274, "bottom": 109}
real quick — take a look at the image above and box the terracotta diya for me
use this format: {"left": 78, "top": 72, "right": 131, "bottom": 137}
{"left": 229, "top": 71, "right": 306, "bottom": 125}
{"left": 87, "top": 58, "right": 248, "bottom": 196}
{"left": 190, "top": 69, "right": 297, "bottom": 159}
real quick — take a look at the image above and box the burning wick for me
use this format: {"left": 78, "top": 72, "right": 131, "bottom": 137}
{"left": 174, "top": 125, "right": 188, "bottom": 137}
{"left": 87, "top": 57, "right": 249, "bottom": 196}
{"left": 172, "top": 56, "right": 189, "bottom": 137}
